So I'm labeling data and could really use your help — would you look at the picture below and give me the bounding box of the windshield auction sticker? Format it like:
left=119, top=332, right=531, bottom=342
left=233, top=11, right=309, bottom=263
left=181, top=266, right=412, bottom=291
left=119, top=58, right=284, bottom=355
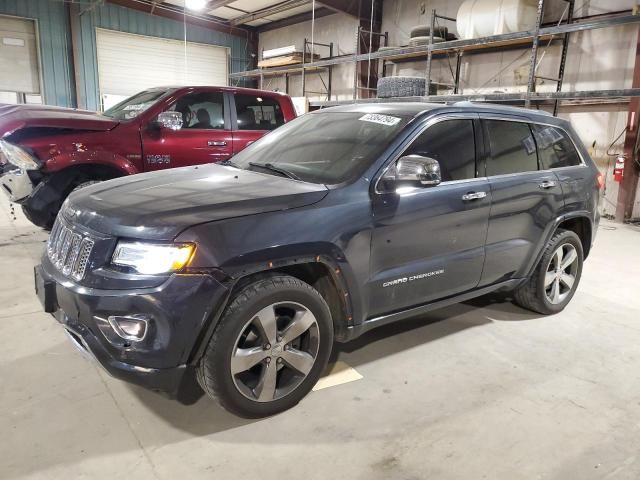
left=359, top=113, right=402, bottom=126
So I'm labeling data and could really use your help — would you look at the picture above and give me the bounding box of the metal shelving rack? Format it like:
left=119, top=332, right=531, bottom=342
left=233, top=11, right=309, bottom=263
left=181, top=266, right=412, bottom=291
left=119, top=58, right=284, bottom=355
left=229, top=4, right=640, bottom=113
left=353, top=24, right=389, bottom=100
left=257, top=38, right=333, bottom=100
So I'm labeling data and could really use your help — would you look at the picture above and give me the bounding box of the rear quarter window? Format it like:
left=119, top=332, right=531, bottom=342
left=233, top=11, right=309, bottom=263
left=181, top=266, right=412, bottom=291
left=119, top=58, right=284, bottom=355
left=531, top=124, right=582, bottom=169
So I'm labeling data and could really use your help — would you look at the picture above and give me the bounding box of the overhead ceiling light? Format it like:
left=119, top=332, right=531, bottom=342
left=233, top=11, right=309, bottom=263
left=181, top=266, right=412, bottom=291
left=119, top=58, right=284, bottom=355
left=185, top=0, right=207, bottom=11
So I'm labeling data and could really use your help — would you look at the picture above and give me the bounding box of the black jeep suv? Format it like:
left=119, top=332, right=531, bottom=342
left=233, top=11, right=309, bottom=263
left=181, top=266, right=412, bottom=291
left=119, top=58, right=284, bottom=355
left=35, top=102, right=601, bottom=417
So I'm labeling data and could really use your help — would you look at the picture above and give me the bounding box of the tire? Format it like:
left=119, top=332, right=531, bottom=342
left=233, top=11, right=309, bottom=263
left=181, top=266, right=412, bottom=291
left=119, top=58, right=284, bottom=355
left=513, top=229, right=584, bottom=315
left=408, top=36, right=446, bottom=46
left=72, top=180, right=102, bottom=192
left=410, top=25, right=448, bottom=38
left=21, top=179, right=104, bottom=230
left=197, top=274, right=333, bottom=418
left=377, top=76, right=426, bottom=98
left=21, top=204, right=56, bottom=231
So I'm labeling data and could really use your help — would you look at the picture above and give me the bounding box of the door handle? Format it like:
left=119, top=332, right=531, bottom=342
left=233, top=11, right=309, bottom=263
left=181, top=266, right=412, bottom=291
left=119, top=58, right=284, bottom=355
left=461, top=191, right=487, bottom=201
left=208, top=140, right=227, bottom=146
left=539, top=180, right=557, bottom=189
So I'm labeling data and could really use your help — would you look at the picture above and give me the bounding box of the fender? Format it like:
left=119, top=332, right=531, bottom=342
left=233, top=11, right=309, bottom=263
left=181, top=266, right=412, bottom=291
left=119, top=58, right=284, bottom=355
left=43, top=150, right=140, bottom=176
left=218, top=242, right=361, bottom=323
left=186, top=245, right=362, bottom=364
left=522, top=211, right=594, bottom=279
left=228, top=254, right=354, bottom=321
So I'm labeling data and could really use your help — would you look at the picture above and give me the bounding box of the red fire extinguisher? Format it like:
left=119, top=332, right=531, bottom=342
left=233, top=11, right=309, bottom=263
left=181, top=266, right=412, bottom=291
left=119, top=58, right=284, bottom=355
left=613, top=155, right=625, bottom=183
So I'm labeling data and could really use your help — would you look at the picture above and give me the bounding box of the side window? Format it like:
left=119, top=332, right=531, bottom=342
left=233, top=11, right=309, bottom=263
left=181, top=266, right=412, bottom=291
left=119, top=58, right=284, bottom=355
left=484, top=120, right=538, bottom=176
left=235, top=94, right=285, bottom=131
left=531, top=124, right=582, bottom=169
left=403, top=119, right=476, bottom=182
left=166, top=92, right=225, bottom=130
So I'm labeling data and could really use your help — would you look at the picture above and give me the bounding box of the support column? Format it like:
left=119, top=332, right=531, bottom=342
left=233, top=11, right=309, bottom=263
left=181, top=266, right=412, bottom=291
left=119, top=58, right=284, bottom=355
left=68, top=2, right=83, bottom=109
left=356, top=0, right=382, bottom=99
left=525, top=0, right=545, bottom=108
left=615, top=28, right=640, bottom=222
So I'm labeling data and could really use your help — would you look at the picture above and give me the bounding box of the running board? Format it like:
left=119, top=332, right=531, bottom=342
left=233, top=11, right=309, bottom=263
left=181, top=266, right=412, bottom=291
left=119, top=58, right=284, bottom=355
left=342, top=279, right=523, bottom=342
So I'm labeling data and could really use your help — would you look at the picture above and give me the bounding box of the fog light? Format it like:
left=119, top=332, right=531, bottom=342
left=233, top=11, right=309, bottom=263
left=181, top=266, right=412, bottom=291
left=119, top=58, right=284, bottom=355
left=108, top=315, right=149, bottom=342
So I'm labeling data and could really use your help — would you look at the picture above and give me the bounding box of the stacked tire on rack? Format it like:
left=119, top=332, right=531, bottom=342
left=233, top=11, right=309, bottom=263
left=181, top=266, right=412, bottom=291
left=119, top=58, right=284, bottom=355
left=377, top=77, right=429, bottom=98
left=408, top=25, right=448, bottom=46
left=377, top=24, right=454, bottom=99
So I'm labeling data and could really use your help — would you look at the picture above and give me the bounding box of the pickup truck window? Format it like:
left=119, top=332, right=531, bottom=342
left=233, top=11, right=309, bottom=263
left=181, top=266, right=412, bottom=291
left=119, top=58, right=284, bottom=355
left=484, top=120, right=538, bottom=176
left=166, top=92, right=225, bottom=130
left=404, top=119, right=476, bottom=181
left=235, top=94, right=285, bottom=131
left=103, top=89, right=169, bottom=120
left=231, top=111, right=411, bottom=184
left=531, top=124, right=582, bottom=169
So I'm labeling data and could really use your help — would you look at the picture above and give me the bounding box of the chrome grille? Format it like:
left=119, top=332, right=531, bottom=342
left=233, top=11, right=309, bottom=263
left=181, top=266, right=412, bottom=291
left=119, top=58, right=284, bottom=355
left=47, top=218, right=95, bottom=281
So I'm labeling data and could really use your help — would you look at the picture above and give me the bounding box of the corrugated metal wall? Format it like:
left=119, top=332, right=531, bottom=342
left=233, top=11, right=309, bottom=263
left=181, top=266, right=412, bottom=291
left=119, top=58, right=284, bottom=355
left=0, top=0, right=74, bottom=107
left=0, top=0, right=251, bottom=110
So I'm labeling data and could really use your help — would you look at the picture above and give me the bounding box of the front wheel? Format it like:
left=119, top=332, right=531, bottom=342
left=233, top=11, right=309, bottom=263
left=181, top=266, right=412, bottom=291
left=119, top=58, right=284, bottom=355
left=22, top=179, right=103, bottom=230
left=514, top=229, right=584, bottom=314
left=197, top=275, right=333, bottom=418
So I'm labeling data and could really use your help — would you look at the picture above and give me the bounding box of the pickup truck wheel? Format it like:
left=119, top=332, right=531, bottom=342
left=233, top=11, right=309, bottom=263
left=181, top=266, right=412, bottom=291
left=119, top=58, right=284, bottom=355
left=72, top=180, right=102, bottom=192
left=513, top=229, right=583, bottom=315
left=21, top=179, right=103, bottom=230
left=197, top=274, right=333, bottom=418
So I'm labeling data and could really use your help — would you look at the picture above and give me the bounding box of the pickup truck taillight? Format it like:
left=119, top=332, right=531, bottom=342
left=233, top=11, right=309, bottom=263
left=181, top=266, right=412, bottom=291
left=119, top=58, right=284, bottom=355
left=596, top=172, right=605, bottom=190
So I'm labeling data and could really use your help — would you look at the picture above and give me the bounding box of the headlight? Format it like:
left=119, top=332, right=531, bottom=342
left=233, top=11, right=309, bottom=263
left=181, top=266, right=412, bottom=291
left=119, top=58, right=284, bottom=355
left=112, top=242, right=196, bottom=275
left=0, top=140, right=40, bottom=170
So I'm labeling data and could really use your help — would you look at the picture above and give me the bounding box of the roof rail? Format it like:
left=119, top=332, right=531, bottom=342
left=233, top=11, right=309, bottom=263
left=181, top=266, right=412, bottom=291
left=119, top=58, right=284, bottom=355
left=452, top=100, right=553, bottom=116
left=452, top=101, right=475, bottom=107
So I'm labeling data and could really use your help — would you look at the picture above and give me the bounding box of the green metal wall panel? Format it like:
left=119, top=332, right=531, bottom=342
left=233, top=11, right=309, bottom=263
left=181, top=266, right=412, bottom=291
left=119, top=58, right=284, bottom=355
left=0, top=0, right=251, bottom=110
left=78, top=3, right=251, bottom=110
left=0, top=0, right=74, bottom=107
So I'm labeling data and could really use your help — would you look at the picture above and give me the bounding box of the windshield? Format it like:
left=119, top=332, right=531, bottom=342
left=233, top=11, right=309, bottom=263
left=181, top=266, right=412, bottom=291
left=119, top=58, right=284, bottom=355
left=103, top=89, right=170, bottom=120
left=230, top=111, right=411, bottom=184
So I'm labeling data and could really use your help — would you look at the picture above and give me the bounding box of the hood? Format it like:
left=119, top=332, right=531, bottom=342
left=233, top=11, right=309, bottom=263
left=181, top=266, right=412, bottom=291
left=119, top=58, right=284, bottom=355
left=65, top=164, right=329, bottom=241
left=0, top=104, right=119, bottom=137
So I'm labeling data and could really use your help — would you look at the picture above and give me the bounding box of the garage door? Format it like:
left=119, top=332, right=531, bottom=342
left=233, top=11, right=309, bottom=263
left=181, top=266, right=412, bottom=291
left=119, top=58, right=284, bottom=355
left=0, top=16, right=40, bottom=95
left=96, top=28, right=228, bottom=109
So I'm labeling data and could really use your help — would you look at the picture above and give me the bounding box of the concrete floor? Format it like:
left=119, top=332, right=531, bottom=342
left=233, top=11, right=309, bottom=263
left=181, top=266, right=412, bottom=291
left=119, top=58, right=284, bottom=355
left=2, top=193, right=640, bottom=480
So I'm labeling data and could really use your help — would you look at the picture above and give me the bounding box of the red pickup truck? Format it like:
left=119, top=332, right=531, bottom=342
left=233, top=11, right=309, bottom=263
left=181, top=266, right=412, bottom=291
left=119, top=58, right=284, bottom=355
left=0, top=86, right=297, bottom=228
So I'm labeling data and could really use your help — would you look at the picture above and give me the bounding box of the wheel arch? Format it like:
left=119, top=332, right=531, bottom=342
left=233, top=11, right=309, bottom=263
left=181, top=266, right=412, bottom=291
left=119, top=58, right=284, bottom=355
left=44, top=151, right=139, bottom=177
left=226, top=256, right=355, bottom=339
left=188, top=255, right=356, bottom=365
left=555, top=215, right=592, bottom=259
left=49, top=162, right=130, bottom=183
left=523, top=212, right=593, bottom=281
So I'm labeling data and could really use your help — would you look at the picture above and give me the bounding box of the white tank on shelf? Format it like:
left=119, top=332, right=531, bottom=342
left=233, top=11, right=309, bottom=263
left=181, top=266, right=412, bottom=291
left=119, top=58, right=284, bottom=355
left=456, top=0, right=540, bottom=40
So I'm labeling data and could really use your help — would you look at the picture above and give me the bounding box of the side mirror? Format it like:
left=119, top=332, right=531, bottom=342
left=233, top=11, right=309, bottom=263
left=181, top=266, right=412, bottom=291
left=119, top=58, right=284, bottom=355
left=385, top=155, right=441, bottom=187
left=156, top=111, right=183, bottom=131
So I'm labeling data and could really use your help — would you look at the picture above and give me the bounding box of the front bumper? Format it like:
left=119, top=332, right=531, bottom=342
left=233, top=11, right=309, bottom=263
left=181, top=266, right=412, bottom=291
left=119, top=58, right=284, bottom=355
left=35, top=261, right=230, bottom=400
left=0, top=164, right=34, bottom=202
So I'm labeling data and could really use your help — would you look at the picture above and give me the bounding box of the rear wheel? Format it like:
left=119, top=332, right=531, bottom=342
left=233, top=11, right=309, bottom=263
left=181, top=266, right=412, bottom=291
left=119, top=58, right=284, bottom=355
left=514, top=229, right=583, bottom=314
left=197, top=275, right=333, bottom=418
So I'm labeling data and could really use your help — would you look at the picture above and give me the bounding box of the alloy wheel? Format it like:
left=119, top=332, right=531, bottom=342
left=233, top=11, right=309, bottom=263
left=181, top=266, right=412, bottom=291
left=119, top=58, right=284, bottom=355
left=544, top=243, right=579, bottom=305
left=230, top=302, right=320, bottom=402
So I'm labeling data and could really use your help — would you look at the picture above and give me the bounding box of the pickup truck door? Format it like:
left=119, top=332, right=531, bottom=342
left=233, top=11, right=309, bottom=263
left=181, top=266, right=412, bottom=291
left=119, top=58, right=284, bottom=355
left=367, top=116, right=490, bottom=318
left=228, top=92, right=287, bottom=154
left=141, top=90, right=233, bottom=171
